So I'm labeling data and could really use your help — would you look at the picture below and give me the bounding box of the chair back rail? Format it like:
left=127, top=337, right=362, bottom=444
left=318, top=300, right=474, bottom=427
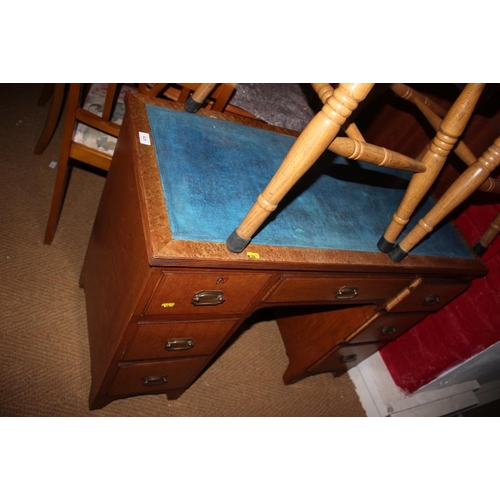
left=43, top=82, right=236, bottom=244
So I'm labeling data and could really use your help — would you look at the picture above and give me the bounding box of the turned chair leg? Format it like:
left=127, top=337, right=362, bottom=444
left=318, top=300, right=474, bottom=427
left=387, top=136, right=500, bottom=261
left=184, top=84, right=218, bottom=113
left=226, top=83, right=374, bottom=253
left=44, top=84, right=81, bottom=244
left=34, top=83, right=66, bottom=155
left=473, top=209, right=500, bottom=256
left=377, top=83, right=485, bottom=257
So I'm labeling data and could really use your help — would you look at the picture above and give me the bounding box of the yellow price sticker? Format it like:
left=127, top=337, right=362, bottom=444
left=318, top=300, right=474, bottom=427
left=246, top=252, right=260, bottom=259
left=161, top=302, right=175, bottom=308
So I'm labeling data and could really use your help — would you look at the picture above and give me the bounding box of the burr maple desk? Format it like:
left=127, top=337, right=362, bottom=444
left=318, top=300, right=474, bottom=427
left=80, top=93, right=487, bottom=410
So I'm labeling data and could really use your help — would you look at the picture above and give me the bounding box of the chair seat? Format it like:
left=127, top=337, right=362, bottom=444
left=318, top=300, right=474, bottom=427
left=73, top=83, right=137, bottom=155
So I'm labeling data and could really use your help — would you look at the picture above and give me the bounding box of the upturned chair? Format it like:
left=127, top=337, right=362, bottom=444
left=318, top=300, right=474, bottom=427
left=378, top=84, right=499, bottom=261
left=226, top=83, right=485, bottom=257
left=43, top=83, right=236, bottom=244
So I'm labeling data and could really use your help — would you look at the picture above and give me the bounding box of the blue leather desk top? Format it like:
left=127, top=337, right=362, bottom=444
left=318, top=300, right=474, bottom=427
left=146, top=104, right=473, bottom=260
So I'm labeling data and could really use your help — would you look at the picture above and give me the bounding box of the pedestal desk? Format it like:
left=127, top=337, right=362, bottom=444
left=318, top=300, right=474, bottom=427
left=80, top=93, right=487, bottom=410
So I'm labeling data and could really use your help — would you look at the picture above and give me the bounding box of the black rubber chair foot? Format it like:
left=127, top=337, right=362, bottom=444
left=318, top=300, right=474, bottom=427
left=377, top=236, right=394, bottom=253
left=389, top=244, right=408, bottom=263
left=473, top=242, right=487, bottom=256
left=226, top=230, right=251, bottom=253
left=184, top=96, right=203, bottom=113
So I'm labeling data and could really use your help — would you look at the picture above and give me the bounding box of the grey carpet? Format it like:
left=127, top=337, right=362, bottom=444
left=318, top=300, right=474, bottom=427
left=230, top=83, right=319, bottom=131
left=0, top=83, right=365, bottom=416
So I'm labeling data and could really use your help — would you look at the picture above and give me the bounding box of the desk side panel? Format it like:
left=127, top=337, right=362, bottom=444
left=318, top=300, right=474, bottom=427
left=81, top=111, right=153, bottom=404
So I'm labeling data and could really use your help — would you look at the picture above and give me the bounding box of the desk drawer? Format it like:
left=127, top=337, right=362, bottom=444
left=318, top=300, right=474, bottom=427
left=347, top=311, right=427, bottom=343
left=108, top=357, right=208, bottom=396
left=309, top=342, right=386, bottom=376
left=264, top=274, right=412, bottom=304
left=123, top=320, right=237, bottom=361
left=390, top=279, right=470, bottom=312
left=145, top=271, right=273, bottom=316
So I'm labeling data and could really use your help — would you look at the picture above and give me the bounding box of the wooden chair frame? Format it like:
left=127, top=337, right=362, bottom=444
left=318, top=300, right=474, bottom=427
left=381, top=84, right=500, bottom=261
left=226, top=83, right=486, bottom=260
left=43, top=83, right=236, bottom=244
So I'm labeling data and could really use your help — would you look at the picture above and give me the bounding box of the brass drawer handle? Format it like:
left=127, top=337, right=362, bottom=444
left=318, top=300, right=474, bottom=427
left=423, top=294, right=440, bottom=306
left=340, top=354, right=357, bottom=364
left=165, top=338, right=195, bottom=351
left=191, top=290, right=225, bottom=306
left=335, top=286, right=359, bottom=300
left=379, top=326, right=397, bottom=336
left=142, top=375, right=168, bottom=386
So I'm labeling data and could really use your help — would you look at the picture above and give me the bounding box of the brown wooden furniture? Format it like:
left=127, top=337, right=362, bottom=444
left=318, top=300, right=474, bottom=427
left=382, top=84, right=500, bottom=260
left=226, top=82, right=432, bottom=253
left=225, top=83, right=489, bottom=263
left=79, top=93, right=487, bottom=410
left=43, top=83, right=236, bottom=245
left=379, top=84, right=485, bottom=257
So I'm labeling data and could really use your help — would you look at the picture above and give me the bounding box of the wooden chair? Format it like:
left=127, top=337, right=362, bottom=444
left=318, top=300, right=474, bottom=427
left=378, top=84, right=500, bottom=261
left=35, top=83, right=236, bottom=156
left=43, top=83, right=236, bottom=244
left=226, top=83, right=485, bottom=256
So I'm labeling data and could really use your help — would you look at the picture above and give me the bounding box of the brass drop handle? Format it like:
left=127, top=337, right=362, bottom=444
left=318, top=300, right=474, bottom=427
left=335, top=286, right=359, bottom=300
left=379, top=326, right=397, bottom=336
left=142, top=375, right=168, bottom=386
left=423, top=294, right=440, bottom=306
left=165, top=338, right=195, bottom=351
left=340, top=354, right=357, bottom=364
left=191, top=290, right=225, bottom=306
